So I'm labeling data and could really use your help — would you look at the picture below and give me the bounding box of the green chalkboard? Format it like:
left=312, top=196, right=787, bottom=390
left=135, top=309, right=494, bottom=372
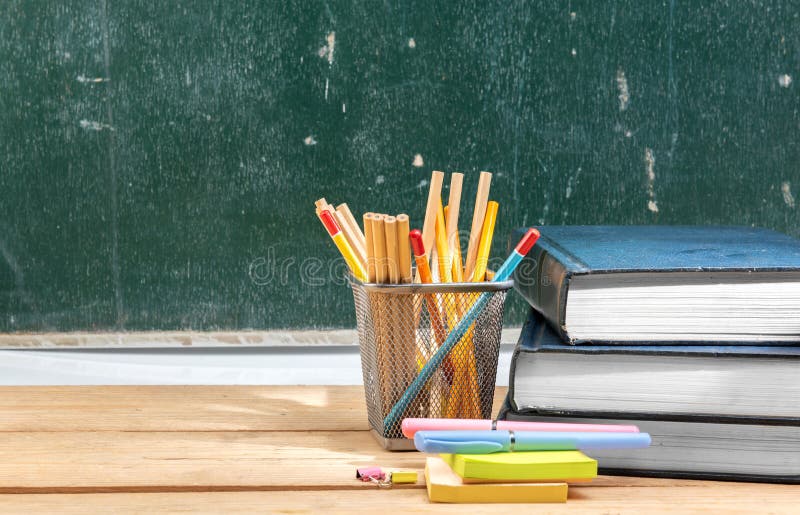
left=1, top=1, right=798, bottom=332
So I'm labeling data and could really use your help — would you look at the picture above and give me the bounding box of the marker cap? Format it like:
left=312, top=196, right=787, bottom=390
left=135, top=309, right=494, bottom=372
left=319, top=210, right=340, bottom=236
left=409, top=229, right=425, bottom=257
left=514, top=228, right=541, bottom=256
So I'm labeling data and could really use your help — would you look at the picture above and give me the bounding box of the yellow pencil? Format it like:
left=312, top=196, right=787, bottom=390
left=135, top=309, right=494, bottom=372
left=319, top=210, right=367, bottom=281
left=434, top=200, right=453, bottom=283
left=458, top=200, right=498, bottom=417
left=471, top=201, right=498, bottom=282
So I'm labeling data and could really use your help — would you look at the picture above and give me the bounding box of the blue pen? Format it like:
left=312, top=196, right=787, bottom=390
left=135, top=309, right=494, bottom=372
left=383, top=229, right=541, bottom=431
left=414, top=430, right=652, bottom=454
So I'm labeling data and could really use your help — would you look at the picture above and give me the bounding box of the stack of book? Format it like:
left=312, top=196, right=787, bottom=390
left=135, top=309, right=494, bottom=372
left=502, top=225, right=800, bottom=483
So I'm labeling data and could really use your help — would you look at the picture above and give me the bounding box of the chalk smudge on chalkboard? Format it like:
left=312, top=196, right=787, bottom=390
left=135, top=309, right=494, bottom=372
left=304, top=135, right=318, bottom=146
left=616, top=69, right=630, bottom=111
left=408, top=38, right=416, bottom=49
left=79, top=119, right=114, bottom=132
left=0, top=238, right=24, bottom=291
left=318, top=31, right=336, bottom=64
left=540, top=191, right=550, bottom=225
left=412, top=154, right=424, bottom=167
left=613, top=123, right=633, bottom=138
left=76, top=75, right=109, bottom=84
left=566, top=168, right=581, bottom=199
left=778, top=74, right=792, bottom=88
left=782, top=182, right=795, bottom=208
left=318, top=32, right=336, bottom=100
left=645, top=147, right=659, bottom=213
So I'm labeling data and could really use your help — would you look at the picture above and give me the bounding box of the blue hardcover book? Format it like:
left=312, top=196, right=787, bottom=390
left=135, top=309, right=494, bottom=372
left=508, top=309, right=800, bottom=421
left=510, top=225, right=800, bottom=344
left=500, top=310, right=800, bottom=483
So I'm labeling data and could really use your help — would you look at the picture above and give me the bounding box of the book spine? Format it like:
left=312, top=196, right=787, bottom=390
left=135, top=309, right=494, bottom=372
left=512, top=238, right=574, bottom=342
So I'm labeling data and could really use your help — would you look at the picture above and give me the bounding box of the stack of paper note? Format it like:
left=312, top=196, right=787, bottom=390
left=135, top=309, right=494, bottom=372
left=425, top=450, right=597, bottom=503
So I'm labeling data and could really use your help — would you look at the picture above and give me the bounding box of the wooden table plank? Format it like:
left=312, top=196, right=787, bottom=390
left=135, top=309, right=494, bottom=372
left=0, top=386, right=509, bottom=432
left=0, top=488, right=798, bottom=515
left=0, top=385, right=796, bottom=512
left=0, top=431, right=412, bottom=492
left=0, top=430, right=789, bottom=494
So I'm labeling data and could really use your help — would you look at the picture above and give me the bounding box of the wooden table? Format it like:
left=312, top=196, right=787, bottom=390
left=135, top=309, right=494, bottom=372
left=0, top=386, right=796, bottom=513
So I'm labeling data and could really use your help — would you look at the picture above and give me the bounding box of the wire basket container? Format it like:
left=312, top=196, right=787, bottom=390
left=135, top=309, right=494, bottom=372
left=350, top=277, right=513, bottom=450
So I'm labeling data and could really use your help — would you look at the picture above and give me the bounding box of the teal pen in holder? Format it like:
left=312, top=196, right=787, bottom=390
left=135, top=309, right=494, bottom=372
left=383, top=228, right=541, bottom=431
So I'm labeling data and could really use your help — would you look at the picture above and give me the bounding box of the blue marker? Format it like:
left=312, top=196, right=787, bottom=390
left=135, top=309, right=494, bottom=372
left=414, top=430, right=652, bottom=454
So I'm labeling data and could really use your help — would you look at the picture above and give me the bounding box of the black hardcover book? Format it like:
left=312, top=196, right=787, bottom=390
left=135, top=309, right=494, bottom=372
left=499, top=310, right=800, bottom=483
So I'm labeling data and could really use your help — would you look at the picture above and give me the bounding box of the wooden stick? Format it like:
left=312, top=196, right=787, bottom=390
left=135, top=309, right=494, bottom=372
left=420, top=171, right=444, bottom=268
left=445, top=173, right=464, bottom=282
left=393, top=213, right=416, bottom=416
left=395, top=214, right=412, bottom=283
left=370, top=214, right=390, bottom=414
left=371, top=214, right=389, bottom=284
left=464, top=171, right=492, bottom=280
left=384, top=216, right=400, bottom=284
left=336, top=204, right=366, bottom=247
left=363, top=212, right=377, bottom=282
left=314, top=198, right=335, bottom=216
left=334, top=209, right=367, bottom=271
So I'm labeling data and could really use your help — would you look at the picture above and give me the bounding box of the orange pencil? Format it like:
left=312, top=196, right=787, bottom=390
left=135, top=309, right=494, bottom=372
left=410, top=229, right=434, bottom=284
left=409, top=230, right=448, bottom=342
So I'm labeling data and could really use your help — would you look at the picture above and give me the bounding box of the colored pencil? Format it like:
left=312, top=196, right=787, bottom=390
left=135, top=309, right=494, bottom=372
left=434, top=200, right=453, bottom=284
left=318, top=210, right=367, bottom=281
left=471, top=201, right=499, bottom=282
left=336, top=204, right=367, bottom=269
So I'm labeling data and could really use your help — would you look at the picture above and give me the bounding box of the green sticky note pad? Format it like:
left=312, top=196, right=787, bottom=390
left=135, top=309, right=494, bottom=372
left=440, top=451, right=597, bottom=482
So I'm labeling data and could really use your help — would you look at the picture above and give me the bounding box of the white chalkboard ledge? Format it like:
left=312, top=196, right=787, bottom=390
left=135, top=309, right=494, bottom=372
left=0, top=327, right=522, bottom=349
left=0, top=344, right=515, bottom=386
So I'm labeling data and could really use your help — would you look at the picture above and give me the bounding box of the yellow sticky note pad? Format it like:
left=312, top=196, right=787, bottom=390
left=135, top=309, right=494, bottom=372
left=425, top=457, right=567, bottom=503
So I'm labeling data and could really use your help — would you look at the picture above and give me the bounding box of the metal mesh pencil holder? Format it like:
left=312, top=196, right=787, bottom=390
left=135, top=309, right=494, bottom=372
left=350, top=277, right=513, bottom=450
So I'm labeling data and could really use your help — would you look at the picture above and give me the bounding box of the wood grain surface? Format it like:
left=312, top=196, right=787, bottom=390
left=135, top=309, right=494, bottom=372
left=0, top=385, right=796, bottom=512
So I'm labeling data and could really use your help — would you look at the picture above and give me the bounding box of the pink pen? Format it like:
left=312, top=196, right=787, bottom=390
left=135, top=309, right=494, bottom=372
left=401, top=418, right=640, bottom=439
